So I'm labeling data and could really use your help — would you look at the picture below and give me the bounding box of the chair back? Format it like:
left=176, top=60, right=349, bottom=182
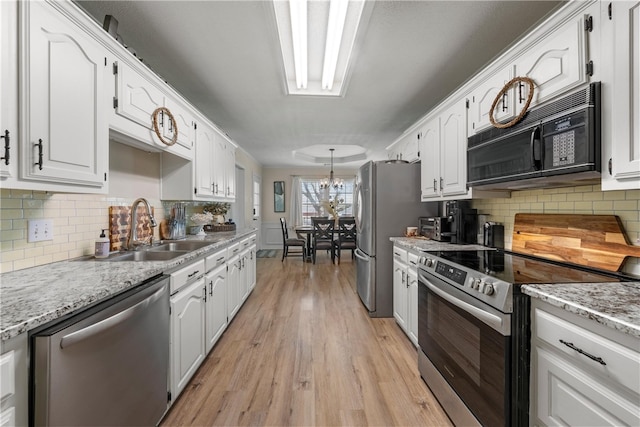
left=338, top=217, right=356, bottom=242
left=279, top=217, right=289, bottom=240
left=312, top=218, right=335, bottom=243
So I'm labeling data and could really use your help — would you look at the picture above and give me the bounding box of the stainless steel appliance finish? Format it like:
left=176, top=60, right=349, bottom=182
left=418, top=216, right=452, bottom=241
left=354, top=161, right=437, bottom=317
left=416, top=249, right=627, bottom=426
left=31, top=275, right=170, bottom=426
left=467, top=82, right=601, bottom=190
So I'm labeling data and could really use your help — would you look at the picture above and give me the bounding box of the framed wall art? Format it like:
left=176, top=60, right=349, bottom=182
left=274, top=181, right=285, bottom=212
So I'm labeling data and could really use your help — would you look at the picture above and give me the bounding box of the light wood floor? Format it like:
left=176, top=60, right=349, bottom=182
left=160, top=252, right=452, bottom=426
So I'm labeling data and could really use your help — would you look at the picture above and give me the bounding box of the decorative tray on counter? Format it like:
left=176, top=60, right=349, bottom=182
left=204, top=223, right=236, bottom=232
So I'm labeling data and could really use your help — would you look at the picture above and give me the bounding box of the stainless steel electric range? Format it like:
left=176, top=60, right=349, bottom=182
left=416, top=249, right=631, bottom=427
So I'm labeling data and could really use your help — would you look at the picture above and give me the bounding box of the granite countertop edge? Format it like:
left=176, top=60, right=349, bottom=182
left=0, top=228, right=257, bottom=341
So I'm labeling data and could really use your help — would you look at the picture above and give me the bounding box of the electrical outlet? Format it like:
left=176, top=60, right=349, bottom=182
left=28, top=219, right=53, bottom=242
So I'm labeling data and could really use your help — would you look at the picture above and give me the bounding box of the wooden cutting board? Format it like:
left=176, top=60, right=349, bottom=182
left=512, top=213, right=640, bottom=272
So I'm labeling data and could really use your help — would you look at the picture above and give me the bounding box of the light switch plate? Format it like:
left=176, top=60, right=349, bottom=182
left=28, top=219, right=53, bottom=242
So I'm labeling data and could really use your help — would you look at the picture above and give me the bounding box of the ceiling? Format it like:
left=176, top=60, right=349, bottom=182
left=75, top=0, right=563, bottom=168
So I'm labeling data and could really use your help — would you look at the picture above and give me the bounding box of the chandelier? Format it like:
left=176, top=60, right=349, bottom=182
left=320, top=148, right=344, bottom=190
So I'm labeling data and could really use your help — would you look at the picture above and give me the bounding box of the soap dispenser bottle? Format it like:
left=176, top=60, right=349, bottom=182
left=95, top=229, right=110, bottom=259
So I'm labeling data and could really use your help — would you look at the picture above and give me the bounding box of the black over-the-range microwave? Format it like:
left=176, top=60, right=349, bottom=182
left=467, top=82, right=601, bottom=190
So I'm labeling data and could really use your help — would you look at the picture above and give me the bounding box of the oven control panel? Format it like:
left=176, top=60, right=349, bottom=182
left=435, top=261, right=467, bottom=286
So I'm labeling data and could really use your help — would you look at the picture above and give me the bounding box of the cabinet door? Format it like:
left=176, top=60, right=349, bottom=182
left=115, top=61, right=164, bottom=130
left=610, top=1, right=640, bottom=185
left=163, top=97, right=195, bottom=160
left=195, top=123, right=215, bottom=198
left=239, top=249, right=249, bottom=303
left=392, top=258, right=408, bottom=332
left=225, top=143, right=236, bottom=200
left=0, top=0, right=17, bottom=182
left=440, top=101, right=468, bottom=196
left=205, top=265, right=227, bottom=354
left=21, top=1, right=107, bottom=188
left=170, top=278, right=205, bottom=399
left=227, top=255, right=241, bottom=320
left=407, top=267, right=419, bottom=347
left=247, top=244, right=256, bottom=292
left=420, top=117, right=440, bottom=200
left=212, top=135, right=226, bottom=198
left=514, top=12, right=587, bottom=109
left=467, top=67, right=513, bottom=134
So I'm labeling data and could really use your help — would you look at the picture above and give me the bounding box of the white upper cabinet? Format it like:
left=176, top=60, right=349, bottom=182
left=0, top=0, right=17, bottom=183
left=195, top=122, right=215, bottom=199
left=512, top=10, right=588, bottom=110
left=387, top=129, right=422, bottom=163
left=224, top=139, right=236, bottom=201
left=421, top=99, right=470, bottom=200
left=19, top=0, right=108, bottom=191
left=163, top=96, right=196, bottom=159
left=114, top=61, right=164, bottom=133
left=602, top=1, right=640, bottom=190
left=467, top=68, right=514, bottom=134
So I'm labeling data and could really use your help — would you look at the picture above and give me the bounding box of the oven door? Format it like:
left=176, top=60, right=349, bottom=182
left=418, top=270, right=511, bottom=427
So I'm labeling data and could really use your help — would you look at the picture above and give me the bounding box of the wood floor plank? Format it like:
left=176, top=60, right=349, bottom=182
left=161, top=255, right=452, bottom=426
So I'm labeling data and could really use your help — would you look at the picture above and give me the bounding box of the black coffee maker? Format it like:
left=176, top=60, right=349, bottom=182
left=445, top=200, right=478, bottom=244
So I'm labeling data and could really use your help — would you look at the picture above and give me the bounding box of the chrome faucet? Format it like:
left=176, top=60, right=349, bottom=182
left=127, top=198, right=157, bottom=250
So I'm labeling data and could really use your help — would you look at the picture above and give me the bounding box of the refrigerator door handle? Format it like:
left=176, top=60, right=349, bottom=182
left=354, top=248, right=370, bottom=261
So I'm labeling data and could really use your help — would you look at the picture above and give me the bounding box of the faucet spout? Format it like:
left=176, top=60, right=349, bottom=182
left=127, top=198, right=157, bottom=250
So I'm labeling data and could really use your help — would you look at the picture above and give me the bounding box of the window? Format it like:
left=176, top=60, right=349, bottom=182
left=299, top=177, right=354, bottom=225
left=252, top=174, right=261, bottom=219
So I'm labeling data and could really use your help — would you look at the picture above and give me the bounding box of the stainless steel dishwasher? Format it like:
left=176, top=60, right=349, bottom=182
left=30, top=274, right=170, bottom=426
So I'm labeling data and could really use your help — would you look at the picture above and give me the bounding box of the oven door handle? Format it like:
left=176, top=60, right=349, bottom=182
left=420, top=275, right=508, bottom=334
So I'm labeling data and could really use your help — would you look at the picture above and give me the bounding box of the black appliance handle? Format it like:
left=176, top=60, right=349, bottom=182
left=530, top=126, right=542, bottom=171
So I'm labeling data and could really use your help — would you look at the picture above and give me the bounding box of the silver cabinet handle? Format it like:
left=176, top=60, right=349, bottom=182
left=60, top=285, right=167, bottom=349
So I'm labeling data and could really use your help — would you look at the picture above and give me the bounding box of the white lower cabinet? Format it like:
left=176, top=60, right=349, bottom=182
left=530, top=300, right=640, bottom=426
left=205, top=262, right=227, bottom=354
left=392, top=245, right=419, bottom=348
left=0, top=333, right=27, bottom=427
left=170, top=260, right=206, bottom=400
left=227, top=253, right=241, bottom=321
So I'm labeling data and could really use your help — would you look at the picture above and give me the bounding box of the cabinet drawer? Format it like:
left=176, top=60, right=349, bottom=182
left=393, top=246, right=407, bottom=263
left=169, top=259, right=205, bottom=294
left=534, top=346, right=640, bottom=426
left=535, top=307, right=640, bottom=395
left=227, top=242, right=241, bottom=258
left=205, top=248, right=226, bottom=272
left=0, top=351, right=14, bottom=401
left=407, top=251, right=420, bottom=268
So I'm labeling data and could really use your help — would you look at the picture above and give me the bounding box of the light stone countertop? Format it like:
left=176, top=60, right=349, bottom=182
left=391, top=236, right=640, bottom=339
left=0, top=228, right=257, bottom=341
left=522, top=283, right=640, bottom=339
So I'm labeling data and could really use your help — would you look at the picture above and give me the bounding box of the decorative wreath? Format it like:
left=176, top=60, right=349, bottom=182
left=489, top=76, right=535, bottom=129
left=151, top=107, right=178, bottom=146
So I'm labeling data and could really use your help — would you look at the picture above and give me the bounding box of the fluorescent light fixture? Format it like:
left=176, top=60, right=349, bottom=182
left=322, top=0, right=349, bottom=90
left=273, top=0, right=368, bottom=96
left=289, top=0, right=308, bottom=89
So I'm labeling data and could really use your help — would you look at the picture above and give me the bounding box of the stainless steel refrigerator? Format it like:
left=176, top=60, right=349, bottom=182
left=354, top=161, right=438, bottom=317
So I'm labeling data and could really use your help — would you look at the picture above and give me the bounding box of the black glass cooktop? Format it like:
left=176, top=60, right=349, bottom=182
left=424, top=250, right=631, bottom=285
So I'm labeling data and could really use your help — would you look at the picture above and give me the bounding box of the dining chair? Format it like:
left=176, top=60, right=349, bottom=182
left=279, top=217, right=306, bottom=262
left=333, top=217, right=356, bottom=264
left=311, top=218, right=335, bottom=264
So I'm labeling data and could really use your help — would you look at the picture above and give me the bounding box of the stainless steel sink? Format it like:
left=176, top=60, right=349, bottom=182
left=149, top=241, right=213, bottom=252
left=105, top=250, right=189, bottom=262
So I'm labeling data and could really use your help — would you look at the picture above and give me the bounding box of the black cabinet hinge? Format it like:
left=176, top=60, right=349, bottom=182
left=417, top=151, right=420, bottom=158
left=113, top=97, right=118, bottom=109
left=194, top=187, right=197, bottom=195
left=584, top=15, right=593, bottom=32
left=104, top=172, right=107, bottom=182
left=104, top=57, right=107, bottom=66
left=168, top=391, right=172, bottom=402
left=194, top=122, right=197, bottom=130
left=608, top=3, right=612, bottom=20
left=608, top=158, right=613, bottom=175
left=466, top=99, right=469, bottom=108
left=112, top=63, right=118, bottom=75
left=586, top=61, right=594, bottom=76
